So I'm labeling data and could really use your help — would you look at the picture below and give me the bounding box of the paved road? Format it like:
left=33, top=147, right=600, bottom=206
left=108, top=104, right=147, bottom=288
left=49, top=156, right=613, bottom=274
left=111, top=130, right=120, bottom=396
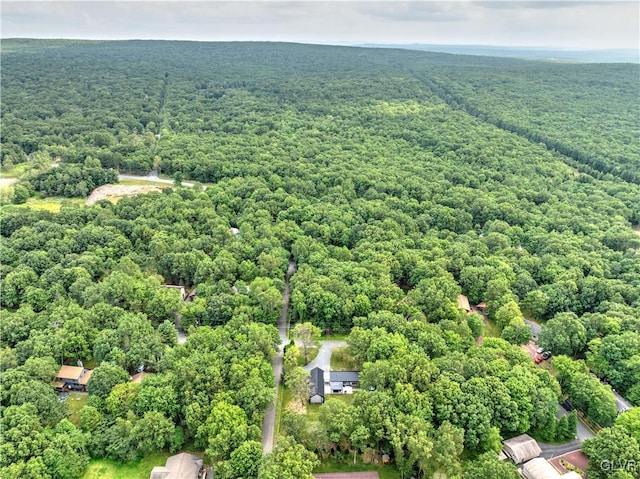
left=261, top=258, right=296, bottom=454
left=557, top=405, right=595, bottom=442
left=524, top=319, right=542, bottom=341
left=612, top=390, right=633, bottom=413
left=303, top=340, right=348, bottom=372
left=539, top=440, right=583, bottom=460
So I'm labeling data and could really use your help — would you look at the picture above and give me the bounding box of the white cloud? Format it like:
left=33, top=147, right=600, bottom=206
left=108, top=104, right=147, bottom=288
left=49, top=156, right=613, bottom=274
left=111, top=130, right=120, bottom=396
left=1, top=1, right=638, bottom=48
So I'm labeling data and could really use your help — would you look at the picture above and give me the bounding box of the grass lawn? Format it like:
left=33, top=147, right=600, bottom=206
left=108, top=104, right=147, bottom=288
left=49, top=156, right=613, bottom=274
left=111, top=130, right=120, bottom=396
left=482, top=318, right=500, bottom=338
left=321, top=332, right=351, bottom=340
left=275, top=386, right=294, bottom=439
left=118, top=178, right=170, bottom=187
left=81, top=451, right=171, bottom=479
left=0, top=162, right=33, bottom=178
left=331, top=346, right=357, bottom=371
left=314, top=458, right=401, bottom=479
left=3, top=196, right=84, bottom=212
left=66, top=393, right=89, bottom=426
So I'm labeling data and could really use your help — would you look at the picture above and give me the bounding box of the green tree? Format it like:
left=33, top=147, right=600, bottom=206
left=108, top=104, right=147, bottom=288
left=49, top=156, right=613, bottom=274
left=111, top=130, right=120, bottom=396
left=539, top=312, right=587, bottom=357
left=292, top=322, right=321, bottom=363
left=131, top=411, right=174, bottom=456
left=582, top=425, right=640, bottom=479
left=86, top=362, right=129, bottom=399
left=259, top=436, right=319, bottom=479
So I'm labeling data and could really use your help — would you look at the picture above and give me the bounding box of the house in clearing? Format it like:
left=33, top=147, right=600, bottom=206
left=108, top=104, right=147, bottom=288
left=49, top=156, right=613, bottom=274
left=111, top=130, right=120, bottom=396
left=457, top=294, right=471, bottom=312
left=54, top=365, right=93, bottom=392
left=330, top=371, right=360, bottom=394
left=150, top=452, right=203, bottom=479
left=309, top=367, right=325, bottom=404
left=502, top=434, right=541, bottom=464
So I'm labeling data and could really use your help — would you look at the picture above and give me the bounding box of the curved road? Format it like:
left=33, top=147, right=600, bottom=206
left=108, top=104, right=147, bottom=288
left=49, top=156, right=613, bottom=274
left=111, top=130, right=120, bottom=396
left=262, top=258, right=297, bottom=454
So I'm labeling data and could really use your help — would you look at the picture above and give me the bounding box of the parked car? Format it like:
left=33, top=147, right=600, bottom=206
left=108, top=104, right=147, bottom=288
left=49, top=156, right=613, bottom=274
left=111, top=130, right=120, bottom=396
left=542, top=351, right=552, bottom=360
left=534, top=354, right=544, bottom=364
left=536, top=346, right=544, bottom=354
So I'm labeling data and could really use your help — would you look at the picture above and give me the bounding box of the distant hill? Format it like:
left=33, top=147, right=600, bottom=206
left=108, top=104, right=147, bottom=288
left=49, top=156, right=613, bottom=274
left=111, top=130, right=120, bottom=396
left=356, top=43, right=639, bottom=63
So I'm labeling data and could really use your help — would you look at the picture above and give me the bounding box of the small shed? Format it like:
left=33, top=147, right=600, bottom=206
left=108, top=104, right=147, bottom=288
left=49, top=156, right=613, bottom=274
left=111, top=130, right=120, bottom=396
left=457, top=294, right=471, bottom=312
left=502, top=434, right=541, bottom=464
left=310, top=367, right=325, bottom=404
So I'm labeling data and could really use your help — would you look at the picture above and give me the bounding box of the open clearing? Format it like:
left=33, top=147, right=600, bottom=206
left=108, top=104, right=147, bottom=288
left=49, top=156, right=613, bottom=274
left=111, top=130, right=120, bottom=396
left=81, top=451, right=171, bottom=479
left=86, top=184, right=165, bottom=205
left=3, top=196, right=84, bottom=212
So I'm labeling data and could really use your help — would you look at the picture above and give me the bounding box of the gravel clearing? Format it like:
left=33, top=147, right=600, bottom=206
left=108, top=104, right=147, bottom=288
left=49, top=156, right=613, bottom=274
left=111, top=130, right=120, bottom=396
left=86, top=184, right=164, bottom=205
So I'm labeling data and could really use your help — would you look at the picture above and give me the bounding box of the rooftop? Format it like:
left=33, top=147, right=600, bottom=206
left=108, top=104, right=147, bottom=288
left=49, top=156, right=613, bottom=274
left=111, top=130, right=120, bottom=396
left=502, top=434, right=541, bottom=464
left=457, top=294, right=471, bottom=311
left=330, top=371, right=360, bottom=382
left=56, top=365, right=84, bottom=380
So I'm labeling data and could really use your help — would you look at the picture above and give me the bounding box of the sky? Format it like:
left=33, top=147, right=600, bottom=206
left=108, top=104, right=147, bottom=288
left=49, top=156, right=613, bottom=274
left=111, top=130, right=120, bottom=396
left=2, top=1, right=639, bottom=50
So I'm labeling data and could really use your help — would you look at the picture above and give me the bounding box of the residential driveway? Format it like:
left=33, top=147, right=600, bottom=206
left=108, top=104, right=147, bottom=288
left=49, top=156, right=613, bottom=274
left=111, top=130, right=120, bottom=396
left=612, top=389, right=633, bottom=413
left=303, top=340, right=348, bottom=372
left=524, top=319, right=541, bottom=340
left=557, top=405, right=595, bottom=442
left=539, top=440, right=582, bottom=459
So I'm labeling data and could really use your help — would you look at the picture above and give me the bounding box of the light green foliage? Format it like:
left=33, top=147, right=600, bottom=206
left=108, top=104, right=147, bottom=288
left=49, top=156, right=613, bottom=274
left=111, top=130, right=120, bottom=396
left=259, top=436, right=319, bottom=479
left=582, top=425, right=640, bottom=479
left=1, top=40, right=639, bottom=479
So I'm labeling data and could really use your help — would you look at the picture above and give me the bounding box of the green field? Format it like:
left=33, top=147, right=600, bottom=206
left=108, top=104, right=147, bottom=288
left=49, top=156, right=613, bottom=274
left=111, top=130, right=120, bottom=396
left=2, top=196, right=84, bottom=212
left=81, top=451, right=171, bottom=479
left=66, top=393, right=89, bottom=426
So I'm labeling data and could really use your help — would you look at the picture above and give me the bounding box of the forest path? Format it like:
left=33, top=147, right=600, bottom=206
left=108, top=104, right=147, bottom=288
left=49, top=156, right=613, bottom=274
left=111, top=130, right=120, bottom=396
left=261, top=258, right=297, bottom=454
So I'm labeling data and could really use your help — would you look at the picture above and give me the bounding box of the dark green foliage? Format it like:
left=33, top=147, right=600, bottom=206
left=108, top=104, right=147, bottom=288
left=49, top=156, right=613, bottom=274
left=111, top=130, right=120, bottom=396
left=1, top=40, right=638, bottom=478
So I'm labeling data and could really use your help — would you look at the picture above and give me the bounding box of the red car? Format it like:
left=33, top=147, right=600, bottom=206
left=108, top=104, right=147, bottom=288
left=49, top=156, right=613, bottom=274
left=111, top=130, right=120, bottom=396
left=534, top=354, right=544, bottom=364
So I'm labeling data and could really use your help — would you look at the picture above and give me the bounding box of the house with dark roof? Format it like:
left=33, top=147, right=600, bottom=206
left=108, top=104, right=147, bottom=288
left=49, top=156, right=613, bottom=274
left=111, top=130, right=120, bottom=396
left=330, top=371, right=360, bottom=389
left=309, top=367, right=325, bottom=404
left=150, top=452, right=203, bottom=479
left=54, top=365, right=93, bottom=392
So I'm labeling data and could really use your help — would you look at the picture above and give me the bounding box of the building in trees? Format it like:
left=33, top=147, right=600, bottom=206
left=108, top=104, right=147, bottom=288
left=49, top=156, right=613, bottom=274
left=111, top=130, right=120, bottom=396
left=149, top=452, right=203, bottom=479
left=54, top=365, right=93, bottom=392
left=309, top=367, right=325, bottom=404
left=329, top=371, right=360, bottom=392
left=457, top=294, right=471, bottom=312
left=502, top=434, right=541, bottom=464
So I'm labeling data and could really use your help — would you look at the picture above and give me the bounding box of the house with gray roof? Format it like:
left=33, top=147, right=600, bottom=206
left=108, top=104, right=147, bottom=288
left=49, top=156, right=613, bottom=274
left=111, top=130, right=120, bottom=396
left=310, top=367, right=325, bottom=404
left=329, top=371, right=360, bottom=388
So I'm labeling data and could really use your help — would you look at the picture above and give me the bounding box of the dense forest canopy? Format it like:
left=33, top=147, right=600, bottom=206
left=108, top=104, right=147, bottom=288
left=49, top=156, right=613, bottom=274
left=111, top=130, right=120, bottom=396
left=1, top=40, right=639, bottom=479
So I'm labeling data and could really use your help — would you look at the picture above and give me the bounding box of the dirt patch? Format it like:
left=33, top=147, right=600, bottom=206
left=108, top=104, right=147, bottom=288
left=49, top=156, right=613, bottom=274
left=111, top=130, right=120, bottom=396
left=314, top=473, right=379, bottom=479
left=86, top=184, right=164, bottom=206
left=287, top=400, right=307, bottom=415
left=0, top=178, right=17, bottom=188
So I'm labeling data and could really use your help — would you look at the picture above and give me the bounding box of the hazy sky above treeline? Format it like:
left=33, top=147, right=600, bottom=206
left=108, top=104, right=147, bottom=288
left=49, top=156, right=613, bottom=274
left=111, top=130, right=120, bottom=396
left=2, top=1, right=639, bottom=49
